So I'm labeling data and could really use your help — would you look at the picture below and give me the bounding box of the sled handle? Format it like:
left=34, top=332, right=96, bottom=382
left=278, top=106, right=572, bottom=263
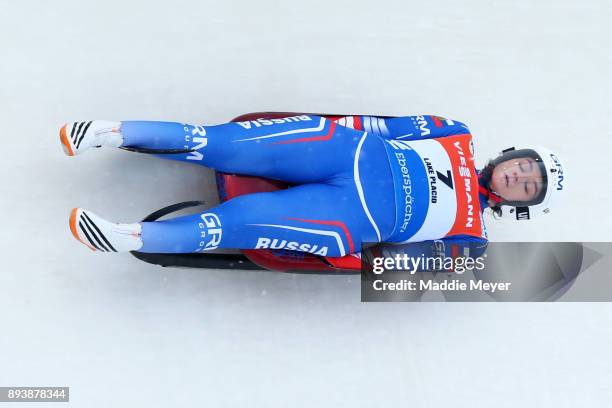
left=141, top=201, right=206, bottom=222
left=120, top=146, right=196, bottom=155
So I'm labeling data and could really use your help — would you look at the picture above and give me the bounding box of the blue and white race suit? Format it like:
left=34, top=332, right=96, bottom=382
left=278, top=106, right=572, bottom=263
left=120, top=114, right=489, bottom=259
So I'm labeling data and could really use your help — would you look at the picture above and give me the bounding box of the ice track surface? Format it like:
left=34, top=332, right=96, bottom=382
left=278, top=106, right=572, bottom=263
left=0, top=0, right=611, bottom=406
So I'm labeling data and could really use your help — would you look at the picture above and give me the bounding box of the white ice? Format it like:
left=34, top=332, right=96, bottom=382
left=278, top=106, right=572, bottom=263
left=0, top=0, right=611, bottom=406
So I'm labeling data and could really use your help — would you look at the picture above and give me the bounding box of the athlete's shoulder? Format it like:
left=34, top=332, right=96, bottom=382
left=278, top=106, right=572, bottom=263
left=330, top=114, right=472, bottom=140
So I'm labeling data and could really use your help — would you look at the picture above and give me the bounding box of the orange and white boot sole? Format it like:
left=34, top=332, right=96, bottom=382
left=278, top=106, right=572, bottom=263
left=69, top=208, right=96, bottom=251
left=59, top=123, right=75, bottom=156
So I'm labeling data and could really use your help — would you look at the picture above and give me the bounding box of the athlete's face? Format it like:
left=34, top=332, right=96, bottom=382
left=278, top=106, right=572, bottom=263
left=490, top=156, right=544, bottom=203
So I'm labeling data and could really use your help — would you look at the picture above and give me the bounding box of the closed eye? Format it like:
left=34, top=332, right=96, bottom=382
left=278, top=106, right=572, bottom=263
left=532, top=181, right=540, bottom=199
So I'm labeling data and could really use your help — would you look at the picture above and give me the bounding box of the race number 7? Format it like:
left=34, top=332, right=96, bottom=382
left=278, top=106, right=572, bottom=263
left=436, top=170, right=454, bottom=189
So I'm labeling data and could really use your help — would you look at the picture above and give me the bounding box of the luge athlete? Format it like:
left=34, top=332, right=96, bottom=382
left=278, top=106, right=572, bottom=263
left=60, top=114, right=566, bottom=259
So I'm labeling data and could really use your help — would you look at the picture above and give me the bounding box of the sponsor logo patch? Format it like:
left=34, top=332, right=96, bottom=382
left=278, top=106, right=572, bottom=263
left=255, top=237, right=329, bottom=256
left=184, top=125, right=208, bottom=161
left=237, top=115, right=312, bottom=130
left=198, top=213, right=222, bottom=250
left=550, top=153, right=564, bottom=191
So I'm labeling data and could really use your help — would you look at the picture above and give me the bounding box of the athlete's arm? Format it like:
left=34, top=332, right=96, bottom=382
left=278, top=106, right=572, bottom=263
left=383, top=115, right=470, bottom=140
left=377, top=236, right=488, bottom=273
left=333, top=115, right=470, bottom=140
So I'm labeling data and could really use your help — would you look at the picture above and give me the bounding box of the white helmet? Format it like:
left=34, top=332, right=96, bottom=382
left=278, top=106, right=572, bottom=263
left=488, top=146, right=566, bottom=221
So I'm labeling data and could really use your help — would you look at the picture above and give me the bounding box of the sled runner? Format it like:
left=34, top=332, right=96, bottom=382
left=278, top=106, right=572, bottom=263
left=130, top=112, right=366, bottom=272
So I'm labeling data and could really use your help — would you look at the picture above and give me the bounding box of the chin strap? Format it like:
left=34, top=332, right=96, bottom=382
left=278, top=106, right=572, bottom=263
left=477, top=173, right=504, bottom=204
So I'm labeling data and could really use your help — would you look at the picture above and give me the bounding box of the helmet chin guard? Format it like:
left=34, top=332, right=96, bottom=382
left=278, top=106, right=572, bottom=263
left=489, top=146, right=566, bottom=221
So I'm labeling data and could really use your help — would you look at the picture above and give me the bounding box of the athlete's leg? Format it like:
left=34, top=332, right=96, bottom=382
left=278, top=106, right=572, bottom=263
left=138, top=182, right=390, bottom=257
left=122, top=115, right=365, bottom=183
left=61, top=115, right=364, bottom=184
left=70, top=183, right=382, bottom=256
